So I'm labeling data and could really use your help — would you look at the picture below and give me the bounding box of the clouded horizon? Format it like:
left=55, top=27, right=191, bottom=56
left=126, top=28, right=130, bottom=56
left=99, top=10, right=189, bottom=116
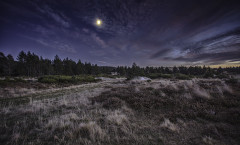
left=0, top=0, right=240, bottom=67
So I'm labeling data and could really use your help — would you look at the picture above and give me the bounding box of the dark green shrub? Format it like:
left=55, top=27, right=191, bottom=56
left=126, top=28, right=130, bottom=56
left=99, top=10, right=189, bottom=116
left=203, top=72, right=213, bottom=78
left=97, top=74, right=121, bottom=78
left=216, top=74, right=229, bottom=79
left=38, top=76, right=58, bottom=83
left=175, top=73, right=191, bottom=80
left=38, top=75, right=98, bottom=84
left=161, top=74, right=173, bottom=78
left=14, top=78, right=26, bottom=82
left=226, top=78, right=238, bottom=84
left=147, top=73, right=162, bottom=79
left=147, top=73, right=173, bottom=79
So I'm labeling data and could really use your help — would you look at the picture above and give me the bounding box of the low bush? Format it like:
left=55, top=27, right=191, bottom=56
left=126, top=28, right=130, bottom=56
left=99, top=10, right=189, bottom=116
left=102, top=97, right=124, bottom=109
left=175, top=73, right=191, bottom=80
left=147, top=73, right=173, bottom=79
left=216, top=74, right=229, bottom=79
left=14, top=77, right=27, bottom=82
left=0, top=77, right=26, bottom=83
left=225, top=78, right=238, bottom=84
left=147, top=73, right=162, bottom=79
left=93, top=85, right=240, bottom=124
left=161, top=74, right=173, bottom=79
left=96, top=74, right=121, bottom=78
left=203, top=72, right=214, bottom=78
left=0, top=77, right=27, bottom=87
left=38, top=76, right=58, bottom=83
left=38, top=75, right=99, bottom=84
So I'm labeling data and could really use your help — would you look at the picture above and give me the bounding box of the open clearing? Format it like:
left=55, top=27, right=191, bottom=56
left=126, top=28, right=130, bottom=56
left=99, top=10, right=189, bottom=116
left=0, top=78, right=239, bottom=145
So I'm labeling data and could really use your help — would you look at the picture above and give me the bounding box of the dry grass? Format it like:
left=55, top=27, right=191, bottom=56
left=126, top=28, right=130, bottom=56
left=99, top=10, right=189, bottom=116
left=0, top=78, right=239, bottom=145
left=160, top=118, right=179, bottom=132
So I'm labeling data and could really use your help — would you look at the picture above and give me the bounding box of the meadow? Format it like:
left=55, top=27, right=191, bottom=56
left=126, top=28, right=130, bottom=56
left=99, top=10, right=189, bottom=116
left=0, top=75, right=239, bottom=145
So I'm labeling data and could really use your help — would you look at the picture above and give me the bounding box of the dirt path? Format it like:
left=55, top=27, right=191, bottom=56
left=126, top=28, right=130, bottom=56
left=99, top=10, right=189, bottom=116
left=0, top=78, right=125, bottom=106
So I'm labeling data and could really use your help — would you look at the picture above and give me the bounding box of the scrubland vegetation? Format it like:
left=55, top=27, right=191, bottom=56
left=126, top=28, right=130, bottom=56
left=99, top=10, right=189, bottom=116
left=0, top=77, right=239, bottom=145
left=0, top=51, right=240, bottom=145
left=38, top=75, right=98, bottom=84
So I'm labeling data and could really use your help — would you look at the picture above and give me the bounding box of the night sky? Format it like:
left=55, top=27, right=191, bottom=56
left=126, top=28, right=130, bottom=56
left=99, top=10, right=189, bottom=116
left=0, top=0, right=240, bottom=67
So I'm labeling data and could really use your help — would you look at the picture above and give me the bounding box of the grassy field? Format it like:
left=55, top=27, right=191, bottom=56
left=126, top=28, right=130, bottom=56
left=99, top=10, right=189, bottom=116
left=0, top=77, right=239, bottom=145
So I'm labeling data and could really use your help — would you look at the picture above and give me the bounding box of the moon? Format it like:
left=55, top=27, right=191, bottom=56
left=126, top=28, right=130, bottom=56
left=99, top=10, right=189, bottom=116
left=96, top=19, right=102, bottom=26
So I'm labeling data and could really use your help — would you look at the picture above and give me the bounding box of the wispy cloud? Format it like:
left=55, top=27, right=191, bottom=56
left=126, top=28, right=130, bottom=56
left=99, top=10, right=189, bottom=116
left=90, top=33, right=108, bottom=48
left=1, top=0, right=240, bottom=66
left=36, top=4, right=70, bottom=28
left=20, top=34, right=76, bottom=53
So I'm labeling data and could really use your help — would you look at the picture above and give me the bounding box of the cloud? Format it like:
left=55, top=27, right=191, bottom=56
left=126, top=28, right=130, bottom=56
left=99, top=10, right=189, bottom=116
left=36, top=4, right=70, bottom=28
left=21, top=34, right=76, bottom=53
left=1, top=0, right=240, bottom=66
left=82, top=28, right=89, bottom=33
left=174, top=51, right=240, bottom=65
left=173, top=28, right=240, bottom=63
left=90, top=33, right=108, bottom=48
left=97, top=60, right=107, bottom=64
left=52, top=41, right=76, bottom=53
left=150, top=48, right=172, bottom=58
left=49, top=12, right=70, bottom=28
left=148, top=24, right=240, bottom=65
left=89, top=50, right=106, bottom=57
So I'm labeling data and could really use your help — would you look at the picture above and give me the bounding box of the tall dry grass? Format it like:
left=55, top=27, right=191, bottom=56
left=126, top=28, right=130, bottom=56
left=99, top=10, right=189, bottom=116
left=0, top=78, right=239, bottom=145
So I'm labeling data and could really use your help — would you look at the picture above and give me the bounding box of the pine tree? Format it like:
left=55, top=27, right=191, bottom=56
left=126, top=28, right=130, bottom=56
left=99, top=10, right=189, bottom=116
left=6, top=54, right=15, bottom=76
left=53, top=55, right=63, bottom=75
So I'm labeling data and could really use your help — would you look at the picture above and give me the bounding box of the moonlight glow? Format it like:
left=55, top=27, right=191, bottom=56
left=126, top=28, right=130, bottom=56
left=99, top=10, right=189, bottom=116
left=96, top=19, right=102, bottom=26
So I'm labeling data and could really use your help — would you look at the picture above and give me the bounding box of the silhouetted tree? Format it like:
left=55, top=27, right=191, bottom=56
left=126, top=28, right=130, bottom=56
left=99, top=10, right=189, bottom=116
left=173, top=66, right=179, bottom=74
left=0, top=51, right=239, bottom=77
left=0, top=52, right=8, bottom=76
left=53, top=55, right=63, bottom=75
left=6, top=54, right=15, bottom=76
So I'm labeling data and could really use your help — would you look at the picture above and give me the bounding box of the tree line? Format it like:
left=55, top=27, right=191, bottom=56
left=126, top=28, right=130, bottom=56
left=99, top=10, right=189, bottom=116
left=116, top=63, right=240, bottom=79
left=0, top=51, right=240, bottom=77
left=0, top=51, right=113, bottom=76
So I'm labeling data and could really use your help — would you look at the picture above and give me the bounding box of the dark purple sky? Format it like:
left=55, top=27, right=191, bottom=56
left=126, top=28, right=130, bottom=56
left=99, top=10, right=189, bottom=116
left=0, top=0, right=240, bottom=67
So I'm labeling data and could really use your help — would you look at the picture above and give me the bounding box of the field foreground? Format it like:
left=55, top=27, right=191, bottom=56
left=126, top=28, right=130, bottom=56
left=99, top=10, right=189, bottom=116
left=0, top=78, right=240, bottom=145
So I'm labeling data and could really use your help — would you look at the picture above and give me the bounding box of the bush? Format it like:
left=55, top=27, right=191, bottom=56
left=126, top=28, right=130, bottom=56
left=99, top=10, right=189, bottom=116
left=203, top=72, right=213, bottom=78
left=38, top=75, right=99, bottom=84
left=38, top=76, right=58, bottom=83
left=0, top=77, right=27, bottom=87
left=147, top=73, right=161, bottom=79
left=147, top=80, right=151, bottom=82
left=147, top=73, right=173, bottom=79
left=161, top=74, right=173, bottom=79
left=175, top=73, right=191, bottom=80
left=14, top=78, right=27, bottom=82
left=97, top=74, right=121, bottom=78
left=216, top=74, right=229, bottom=79
left=225, top=78, right=238, bottom=84
left=0, top=77, right=26, bottom=83
left=102, top=97, right=124, bottom=109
